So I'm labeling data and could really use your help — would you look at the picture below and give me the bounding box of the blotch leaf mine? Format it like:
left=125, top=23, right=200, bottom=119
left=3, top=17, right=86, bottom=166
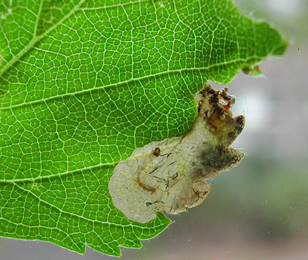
left=109, top=85, right=245, bottom=223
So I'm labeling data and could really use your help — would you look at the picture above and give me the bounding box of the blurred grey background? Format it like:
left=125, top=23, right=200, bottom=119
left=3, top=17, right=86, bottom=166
left=1, top=0, right=307, bottom=259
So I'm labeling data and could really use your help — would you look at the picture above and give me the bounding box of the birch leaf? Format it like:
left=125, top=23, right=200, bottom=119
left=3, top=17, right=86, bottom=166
left=0, top=0, right=287, bottom=256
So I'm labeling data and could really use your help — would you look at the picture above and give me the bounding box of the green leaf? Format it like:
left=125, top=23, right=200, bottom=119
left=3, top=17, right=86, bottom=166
left=0, top=0, right=287, bottom=256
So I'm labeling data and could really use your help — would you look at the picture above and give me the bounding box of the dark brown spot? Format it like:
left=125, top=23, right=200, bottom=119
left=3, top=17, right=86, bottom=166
left=235, top=115, right=244, bottom=125
left=205, top=85, right=215, bottom=95
left=228, top=132, right=236, bottom=139
left=220, top=88, right=232, bottom=100
left=146, top=201, right=159, bottom=207
left=242, top=67, right=250, bottom=74
left=213, top=106, right=224, bottom=116
left=153, top=147, right=161, bottom=157
left=171, top=172, right=178, bottom=180
left=217, top=144, right=225, bottom=155
left=210, top=93, right=219, bottom=104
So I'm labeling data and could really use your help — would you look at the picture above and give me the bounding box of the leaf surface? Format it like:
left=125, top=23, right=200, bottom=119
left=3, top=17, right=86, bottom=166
left=0, top=0, right=287, bottom=256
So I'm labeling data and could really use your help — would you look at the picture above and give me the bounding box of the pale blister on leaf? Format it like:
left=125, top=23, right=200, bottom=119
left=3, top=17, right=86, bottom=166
left=109, top=85, right=245, bottom=223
